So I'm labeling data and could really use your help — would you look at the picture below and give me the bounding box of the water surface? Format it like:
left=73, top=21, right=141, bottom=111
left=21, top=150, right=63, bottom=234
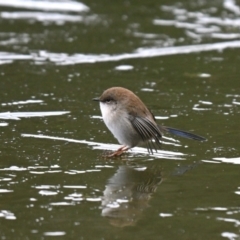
left=0, top=0, right=240, bottom=239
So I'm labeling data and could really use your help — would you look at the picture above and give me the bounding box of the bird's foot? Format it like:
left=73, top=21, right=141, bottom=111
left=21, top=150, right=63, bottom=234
left=104, top=146, right=129, bottom=158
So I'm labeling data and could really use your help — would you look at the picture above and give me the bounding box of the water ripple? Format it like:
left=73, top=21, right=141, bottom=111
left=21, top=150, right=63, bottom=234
left=0, top=0, right=89, bottom=12
left=0, top=40, right=240, bottom=65
left=0, top=111, right=69, bottom=120
left=21, top=133, right=186, bottom=160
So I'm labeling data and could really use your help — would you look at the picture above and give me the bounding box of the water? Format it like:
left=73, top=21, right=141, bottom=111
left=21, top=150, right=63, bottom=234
left=0, top=0, right=240, bottom=239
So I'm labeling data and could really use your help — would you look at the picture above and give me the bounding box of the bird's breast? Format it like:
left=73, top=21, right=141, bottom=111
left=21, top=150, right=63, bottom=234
left=99, top=103, right=140, bottom=147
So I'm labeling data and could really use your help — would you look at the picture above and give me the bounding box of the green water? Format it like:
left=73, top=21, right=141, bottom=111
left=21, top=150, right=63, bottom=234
left=0, top=0, right=240, bottom=239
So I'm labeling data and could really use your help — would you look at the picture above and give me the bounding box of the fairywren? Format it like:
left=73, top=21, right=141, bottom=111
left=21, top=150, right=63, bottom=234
left=93, top=87, right=205, bottom=157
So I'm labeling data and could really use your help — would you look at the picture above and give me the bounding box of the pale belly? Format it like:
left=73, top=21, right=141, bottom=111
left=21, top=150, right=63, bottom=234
left=100, top=103, right=140, bottom=147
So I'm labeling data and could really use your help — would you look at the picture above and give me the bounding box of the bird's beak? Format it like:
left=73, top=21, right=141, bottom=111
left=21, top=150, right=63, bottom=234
left=92, top=97, right=100, bottom=101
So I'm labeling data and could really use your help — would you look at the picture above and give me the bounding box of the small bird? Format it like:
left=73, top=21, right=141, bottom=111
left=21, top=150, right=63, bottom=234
left=93, top=87, right=206, bottom=157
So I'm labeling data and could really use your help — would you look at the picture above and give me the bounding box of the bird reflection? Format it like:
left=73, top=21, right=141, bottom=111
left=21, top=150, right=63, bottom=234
left=101, top=164, right=162, bottom=227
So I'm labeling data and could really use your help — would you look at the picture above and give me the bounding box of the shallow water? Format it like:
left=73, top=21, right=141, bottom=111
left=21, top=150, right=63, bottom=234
left=0, top=0, right=240, bottom=239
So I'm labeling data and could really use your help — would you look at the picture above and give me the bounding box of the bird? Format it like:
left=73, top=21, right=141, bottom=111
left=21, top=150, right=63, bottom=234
left=93, top=87, right=206, bottom=157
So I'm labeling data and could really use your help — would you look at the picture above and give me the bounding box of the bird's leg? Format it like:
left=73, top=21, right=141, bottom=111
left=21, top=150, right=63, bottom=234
left=107, top=146, right=129, bottom=157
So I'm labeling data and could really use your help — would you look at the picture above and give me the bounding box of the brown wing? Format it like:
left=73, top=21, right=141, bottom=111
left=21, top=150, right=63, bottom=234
left=129, top=115, right=162, bottom=154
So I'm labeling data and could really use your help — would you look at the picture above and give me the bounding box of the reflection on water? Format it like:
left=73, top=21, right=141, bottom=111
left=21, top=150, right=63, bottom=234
left=2, top=40, right=240, bottom=65
left=154, top=2, right=240, bottom=42
left=1, top=12, right=88, bottom=23
left=204, top=157, right=240, bottom=165
left=1, top=0, right=240, bottom=66
left=0, top=0, right=89, bottom=12
left=102, top=164, right=162, bottom=227
left=171, top=162, right=200, bottom=176
left=0, top=111, right=69, bottom=120
left=21, top=133, right=186, bottom=160
left=0, top=210, right=16, bottom=220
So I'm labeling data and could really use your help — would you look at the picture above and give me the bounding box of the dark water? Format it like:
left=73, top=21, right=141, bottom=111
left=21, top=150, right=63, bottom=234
left=0, top=0, right=240, bottom=239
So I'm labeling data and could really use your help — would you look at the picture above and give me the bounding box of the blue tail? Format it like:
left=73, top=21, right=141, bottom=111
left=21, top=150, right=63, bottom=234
left=162, top=126, right=206, bottom=141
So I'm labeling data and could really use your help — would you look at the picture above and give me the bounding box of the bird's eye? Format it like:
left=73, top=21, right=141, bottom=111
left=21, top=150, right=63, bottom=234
left=104, top=97, right=113, bottom=103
